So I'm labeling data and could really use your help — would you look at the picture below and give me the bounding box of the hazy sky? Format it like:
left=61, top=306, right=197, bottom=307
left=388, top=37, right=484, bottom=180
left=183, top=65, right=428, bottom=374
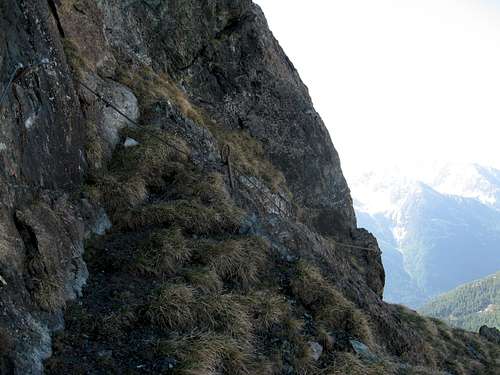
left=255, top=0, right=500, bottom=179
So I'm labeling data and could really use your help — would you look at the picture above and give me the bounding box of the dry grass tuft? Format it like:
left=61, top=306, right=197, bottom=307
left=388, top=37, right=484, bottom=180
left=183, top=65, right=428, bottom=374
left=63, top=38, right=91, bottom=78
left=198, top=294, right=254, bottom=341
left=146, top=284, right=253, bottom=340
left=86, top=131, right=245, bottom=233
left=295, top=340, right=321, bottom=373
left=116, top=65, right=205, bottom=125
left=243, top=291, right=291, bottom=335
left=84, top=120, right=105, bottom=172
left=26, top=256, right=66, bottom=312
left=119, top=199, right=242, bottom=234
left=86, top=128, right=191, bottom=220
left=197, top=237, right=269, bottom=289
left=91, top=174, right=147, bottom=217
left=147, top=284, right=197, bottom=331
left=322, top=352, right=393, bottom=375
left=156, top=332, right=252, bottom=375
left=174, top=171, right=231, bottom=205
left=291, top=261, right=372, bottom=343
left=207, top=128, right=287, bottom=193
left=108, top=127, right=190, bottom=178
left=395, top=305, right=432, bottom=329
left=183, top=267, right=223, bottom=294
left=135, top=227, right=190, bottom=276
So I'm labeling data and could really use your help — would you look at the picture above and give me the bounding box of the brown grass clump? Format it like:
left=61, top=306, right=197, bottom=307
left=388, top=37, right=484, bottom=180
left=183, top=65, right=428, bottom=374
left=146, top=284, right=253, bottom=340
left=321, top=352, right=395, bottom=375
left=86, top=130, right=246, bottom=232
left=198, top=294, right=253, bottom=340
left=174, top=171, right=231, bottom=206
left=291, top=261, right=372, bottom=343
left=91, top=174, right=147, bottom=218
left=395, top=305, right=437, bottom=335
left=243, top=291, right=291, bottom=335
left=25, top=254, right=66, bottom=312
left=147, top=284, right=197, bottom=331
left=135, top=227, right=190, bottom=276
left=389, top=305, right=500, bottom=374
left=108, top=127, right=190, bottom=178
left=119, top=199, right=242, bottom=234
left=116, top=65, right=205, bottom=125
left=86, top=128, right=190, bottom=220
left=84, top=120, right=105, bottom=172
left=183, top=267, right=223, bottom=294
left=197, top=237, right=269, bottom=289
left=63, top=38, right=91, bottom=78
left=207, top=128, right=287, bottom=193
left=156, top=332, right=252, bottom=375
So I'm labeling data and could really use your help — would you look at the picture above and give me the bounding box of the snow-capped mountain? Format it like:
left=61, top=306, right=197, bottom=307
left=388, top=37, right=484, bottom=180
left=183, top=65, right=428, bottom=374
left=422, top=163, right=500, bottom=210
left=351, top=163, right=500, bottom=308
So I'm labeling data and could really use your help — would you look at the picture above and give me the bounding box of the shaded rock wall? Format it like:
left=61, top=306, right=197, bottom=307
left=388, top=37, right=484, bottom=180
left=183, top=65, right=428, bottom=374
left=0, top=0, right=86, bottom=373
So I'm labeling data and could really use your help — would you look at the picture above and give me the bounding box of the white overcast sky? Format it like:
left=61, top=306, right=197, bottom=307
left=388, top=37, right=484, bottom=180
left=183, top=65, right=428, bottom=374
left=255, top=0, right=500, bottom=180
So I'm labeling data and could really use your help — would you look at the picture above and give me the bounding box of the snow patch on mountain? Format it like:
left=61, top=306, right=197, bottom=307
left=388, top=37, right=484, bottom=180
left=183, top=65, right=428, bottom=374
left=350, top=162, right=500, bottom=308
left=421, top=163, right=500, bottom=209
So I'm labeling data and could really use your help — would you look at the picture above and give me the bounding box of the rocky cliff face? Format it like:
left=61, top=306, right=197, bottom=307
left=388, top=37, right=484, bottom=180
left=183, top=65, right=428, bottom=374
left=0, top=1, right=498, bottom=374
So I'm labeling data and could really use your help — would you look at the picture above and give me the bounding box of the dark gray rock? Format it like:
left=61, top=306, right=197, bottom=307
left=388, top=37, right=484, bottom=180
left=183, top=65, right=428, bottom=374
left=479, top=325, right=500, bottom=344
left=350, top=340, right=379, bottom=363
left=0, top=1, right=89, bottom=373
left=0, top=0, right=86, bottom=190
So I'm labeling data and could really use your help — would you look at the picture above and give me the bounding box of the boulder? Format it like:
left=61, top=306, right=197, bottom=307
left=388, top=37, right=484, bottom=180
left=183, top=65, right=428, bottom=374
left=479, top=325, right=500, bottom=344
left=308, top=341, right=323, bottom=361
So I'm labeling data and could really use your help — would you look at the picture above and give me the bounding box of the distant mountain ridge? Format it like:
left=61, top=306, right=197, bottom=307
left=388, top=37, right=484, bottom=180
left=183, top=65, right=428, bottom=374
left=352, top=163, right=500, bottom=308
left=419, top=271, right=500, bottom=331
left=426, top=163, right=500, bottom=210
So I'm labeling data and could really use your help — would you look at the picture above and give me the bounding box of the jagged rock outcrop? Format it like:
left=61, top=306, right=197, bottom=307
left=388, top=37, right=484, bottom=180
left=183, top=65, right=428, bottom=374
left=480, top=326, right=500, bottom=345
left=0, top=1, right=498, bottom=374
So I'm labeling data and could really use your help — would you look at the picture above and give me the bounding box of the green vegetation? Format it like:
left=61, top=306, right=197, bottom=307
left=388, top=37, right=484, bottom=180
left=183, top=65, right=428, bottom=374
left=419, top=271, right=500, bottom=331
left=291, top=261, right=373, bottom=343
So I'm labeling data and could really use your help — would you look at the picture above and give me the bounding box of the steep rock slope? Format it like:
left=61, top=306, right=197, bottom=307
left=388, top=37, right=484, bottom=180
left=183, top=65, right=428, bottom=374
left=0, top=1, right=498, bottom=374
